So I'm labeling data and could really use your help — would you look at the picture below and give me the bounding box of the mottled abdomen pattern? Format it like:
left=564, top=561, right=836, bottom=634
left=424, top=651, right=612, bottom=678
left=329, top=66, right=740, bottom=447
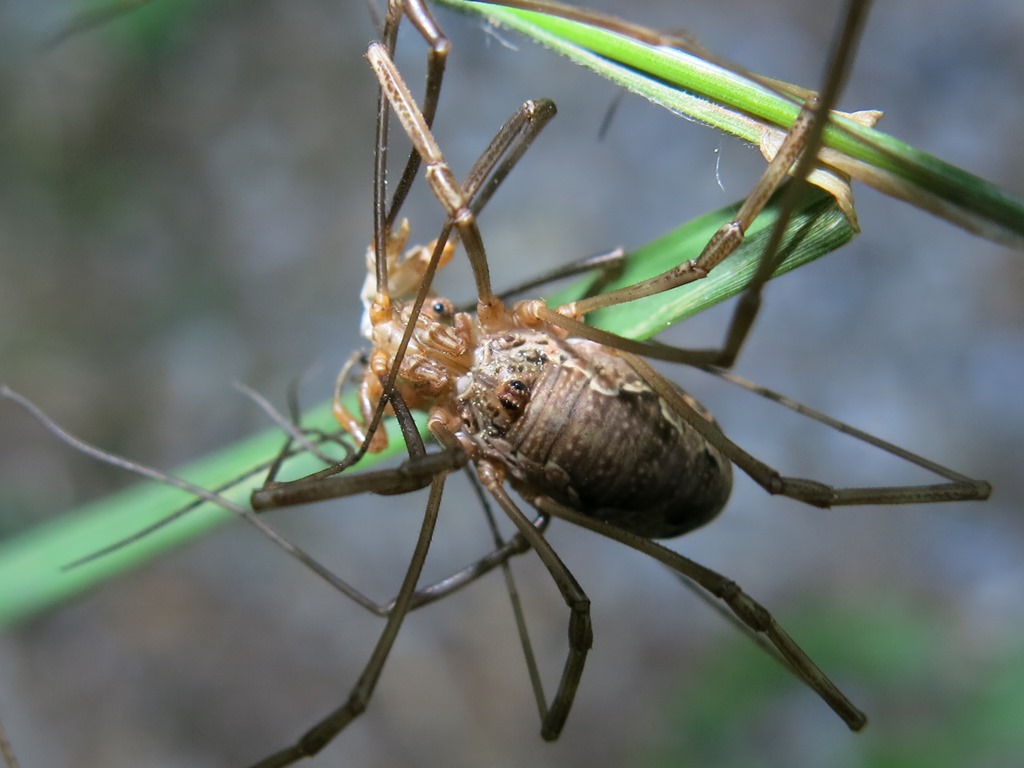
left=455, top=330, right=732, bottom=539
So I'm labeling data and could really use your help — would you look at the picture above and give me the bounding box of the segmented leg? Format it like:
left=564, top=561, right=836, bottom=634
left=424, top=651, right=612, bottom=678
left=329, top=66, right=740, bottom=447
left=624, top=353, right=991, bottom=506
left=528, top=0, right=874, bottom=370
left=375, top=0, right=450, bottom=236
left=470, top=458, right=593, bottom=739
left=248, top=473, right=449, bottom=768
left=529, top=493, right=868, bottom=731
left=368, top=40, right=500, bottom=316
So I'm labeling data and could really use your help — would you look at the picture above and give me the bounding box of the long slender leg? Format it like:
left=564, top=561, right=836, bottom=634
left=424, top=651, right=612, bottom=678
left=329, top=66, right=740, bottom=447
left=565, top=101, right=819, bottom=319
left=367, top=86, right=558, bottom=313
left=0, top=386, right=389, bottom=607
left=330, top=45, right=559, bottom=483
left=375, top=0, right=450, bottom=233
left=427, top=407, right=590, bottom=738
left=474, top=460, right=592, bottom=740
left=531, top=0, right=873, bottom=370
left=248, top=473, right=449, bottom=768
left=463, top=467, right=550, bottom=720
left=460, top=98, right=558, bottom=218
left=622, top=354, right=990, bottom=506
left=300, top=82, right=556, bottom=468
left=529, top=493, right=868, bottom=731
left=257, top=376, right=542, bottom=614
left=401, top=509, right=548, bottom=612
left=258, top=353, right=552, bottom=615
left=332, top=2, right=454, bottom=466
left=334, top=42, right=559, bottom=474
left=455, top=247, right=626, bottom=311
left=369, top=40, right=518, bottom=324
left=418, top=414, right=589, bottom=738
left=5, top=381, right=540, bottom=626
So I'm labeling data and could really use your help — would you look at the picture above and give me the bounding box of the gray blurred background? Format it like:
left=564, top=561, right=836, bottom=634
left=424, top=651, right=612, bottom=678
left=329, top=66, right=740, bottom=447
left=1, top=1, right=1022, bottom=766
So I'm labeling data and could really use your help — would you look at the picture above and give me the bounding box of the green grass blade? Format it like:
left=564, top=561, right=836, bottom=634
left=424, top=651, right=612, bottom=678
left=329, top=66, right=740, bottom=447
left=582, top=184, right=852, bottom=339
left=437, top=0, right=1024, bottom=248
left=0, top=185, right=852, bottom=627
left=0, top=402, right=335, bottom=627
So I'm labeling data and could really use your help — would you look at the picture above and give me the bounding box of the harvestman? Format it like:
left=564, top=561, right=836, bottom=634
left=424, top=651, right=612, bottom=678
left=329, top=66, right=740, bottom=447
left=240, top=1, right=990, bottom=766
left=0, top=1, right=993, bottom=766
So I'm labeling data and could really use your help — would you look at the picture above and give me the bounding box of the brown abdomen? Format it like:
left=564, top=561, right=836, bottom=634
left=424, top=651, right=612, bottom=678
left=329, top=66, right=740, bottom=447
left=456, top=333, right=732, bottom=539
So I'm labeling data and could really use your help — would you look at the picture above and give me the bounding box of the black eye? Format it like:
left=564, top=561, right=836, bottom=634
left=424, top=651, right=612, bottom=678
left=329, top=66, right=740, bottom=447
left=429, top=299, right=454, bottom=320
left=508, top=380, right=527, bottom=393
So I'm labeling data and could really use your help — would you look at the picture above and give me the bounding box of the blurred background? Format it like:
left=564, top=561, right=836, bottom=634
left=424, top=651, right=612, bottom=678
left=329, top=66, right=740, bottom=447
left=1, top=0, right=1022, bottom=766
